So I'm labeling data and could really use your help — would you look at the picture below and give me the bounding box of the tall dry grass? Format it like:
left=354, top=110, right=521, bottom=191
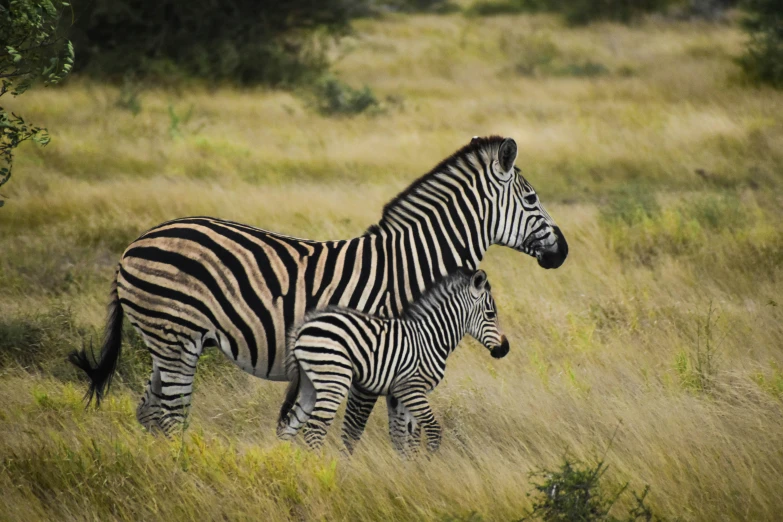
left=1, top=11, right=782, bottom=522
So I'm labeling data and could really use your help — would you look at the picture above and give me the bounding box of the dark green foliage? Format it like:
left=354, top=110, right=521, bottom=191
left=467, top=0, right=670, bottom=23
left=554, top=61, right=609, bottom=77
left=68, top=0, right=367, bottom=86
left=310, top=75, right=381, bottom=116
left=738, top=0, right=783, bottom=88
left=0, top=0, right=74, bottom=199
left=385, top=0, right=461, bottom=13
left=551, top=0, right=671, bottom=25
left=466, top=0, right=548, bottom=17
left=520, top=459, right=658, bottom=522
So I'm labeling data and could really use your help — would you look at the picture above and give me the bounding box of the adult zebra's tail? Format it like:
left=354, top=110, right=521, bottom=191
left=69, top=273, right=124, bottom=406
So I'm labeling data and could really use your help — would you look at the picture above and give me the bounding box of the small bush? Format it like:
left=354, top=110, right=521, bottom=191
left=737, top=0, right=783, bottom=89
left=675, top=302, right=723, bottom=393
left=501, top=34, right=611, bottom=78
left=520, top=459, right=659, bottom=521
left=502, top=34, right=561, bottom=77
left=554, top=61, right=610, bottom=77
left=310, top=76, right=381, bottom=116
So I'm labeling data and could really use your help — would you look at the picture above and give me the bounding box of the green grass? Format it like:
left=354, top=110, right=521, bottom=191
left=1, top=10, right=782, bottom=522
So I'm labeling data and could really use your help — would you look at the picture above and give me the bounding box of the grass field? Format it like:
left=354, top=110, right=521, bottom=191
left=1, top=9, right=783, bottom=522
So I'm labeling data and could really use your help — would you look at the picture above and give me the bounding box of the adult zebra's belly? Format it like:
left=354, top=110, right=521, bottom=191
left=117, top=246, right=298, bottom=380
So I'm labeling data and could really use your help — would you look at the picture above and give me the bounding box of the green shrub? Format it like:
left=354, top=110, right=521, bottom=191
left=310, top=76, right=381, bottom=116
left=675, top=302, right=722, bottom=393
left=501, top=33, right=561, bottom=76
left=520, top=459, right=659, bottom=521
left=554, top=61, right=610, bottom=77
left=737, top=0, right=783, bottom=88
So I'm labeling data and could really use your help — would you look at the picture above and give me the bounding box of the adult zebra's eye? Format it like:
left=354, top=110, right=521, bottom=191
left=486, top=310, right=496, bottom=319
left=525, top=194, right=538, bottom=205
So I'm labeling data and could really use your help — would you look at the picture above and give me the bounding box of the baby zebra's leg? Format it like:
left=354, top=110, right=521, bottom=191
left=279, top=331, right=354, bottom=451
left=301, top=356, right=353, bottom=450
left=392, top=382, right=442, bottom=453
left=341, top=386, right=378, bottom=454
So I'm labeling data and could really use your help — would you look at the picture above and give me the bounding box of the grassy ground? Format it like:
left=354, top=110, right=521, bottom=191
left=2, top=10, right=783, bottom=522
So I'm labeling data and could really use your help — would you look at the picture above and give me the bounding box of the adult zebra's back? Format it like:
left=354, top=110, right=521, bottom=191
left=69, top=136, right=568, bottom=439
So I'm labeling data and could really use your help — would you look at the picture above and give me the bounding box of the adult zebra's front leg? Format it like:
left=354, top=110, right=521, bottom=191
left=391, top=383, right=442, bottom=453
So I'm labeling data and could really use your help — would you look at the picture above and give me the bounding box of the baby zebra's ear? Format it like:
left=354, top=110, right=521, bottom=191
left=470, top=270, right=488, bottom=292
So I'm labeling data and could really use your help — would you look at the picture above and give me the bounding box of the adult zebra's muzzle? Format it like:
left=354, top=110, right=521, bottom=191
left=490, top=336, right=510, bottom=359
left=536, top=226, right=568, bottom=269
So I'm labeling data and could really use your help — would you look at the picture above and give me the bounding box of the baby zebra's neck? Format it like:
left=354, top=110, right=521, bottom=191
left=401, top=272, right=473, bottom=356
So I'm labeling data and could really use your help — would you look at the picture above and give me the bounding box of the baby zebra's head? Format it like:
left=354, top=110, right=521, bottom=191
left=463, top=270, right=509, bottom=359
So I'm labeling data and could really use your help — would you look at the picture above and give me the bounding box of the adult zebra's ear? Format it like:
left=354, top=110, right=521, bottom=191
left=493, top=138, right=517, bottom=183
left=470, top=269, right=488, bottom=296
left=498, top=138, right=518, bottom=176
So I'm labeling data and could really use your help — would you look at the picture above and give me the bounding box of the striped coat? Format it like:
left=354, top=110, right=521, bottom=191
left=70, top=136, right=568, bottom=443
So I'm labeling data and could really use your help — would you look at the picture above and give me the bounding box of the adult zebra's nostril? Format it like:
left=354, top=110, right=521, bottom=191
left=537, top=226, right=568, bottom=269
left=491, top=336, right=510, bottom=359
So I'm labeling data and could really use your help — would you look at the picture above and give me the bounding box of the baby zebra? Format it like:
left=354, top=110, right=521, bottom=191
left=277, top=269, right=509, bottom=453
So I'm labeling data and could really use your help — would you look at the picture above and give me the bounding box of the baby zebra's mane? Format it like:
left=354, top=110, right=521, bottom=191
left=401, top=268, right=474, bottom=321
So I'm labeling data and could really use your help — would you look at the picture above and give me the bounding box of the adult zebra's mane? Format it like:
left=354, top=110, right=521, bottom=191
left=365, top=136, right=506, bottom=235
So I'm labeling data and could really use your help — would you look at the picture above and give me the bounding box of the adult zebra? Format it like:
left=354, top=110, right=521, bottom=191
left=278, top=269, right=508, bottom=453
left=69, top=136, right=568, bottom=446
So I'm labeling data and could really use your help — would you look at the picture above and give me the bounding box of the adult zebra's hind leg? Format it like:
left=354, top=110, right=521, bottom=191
left=136, top=360, right=163, bottom=433
left=155, top=339, right=203, bottom=437
left=341, top=386, right=378, bottom=454
left=277, top=365, right=317, bottom=441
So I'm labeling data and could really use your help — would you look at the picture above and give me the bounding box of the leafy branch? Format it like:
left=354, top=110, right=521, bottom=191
left=0, top=0, right=74, bottom=203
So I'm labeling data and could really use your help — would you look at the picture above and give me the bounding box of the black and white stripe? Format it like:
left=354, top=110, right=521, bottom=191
left=69, top=136, right=567, bottom=439
left=277, top=269, right=508, bottom=452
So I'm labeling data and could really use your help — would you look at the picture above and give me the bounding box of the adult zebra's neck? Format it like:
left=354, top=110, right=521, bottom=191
left=366, top=157, right=492, bottom=314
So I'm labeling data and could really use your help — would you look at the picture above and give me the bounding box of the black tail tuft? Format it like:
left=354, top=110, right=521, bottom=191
left=278, top=364, right=300, bottom=426
left=68, top=277, right=124, bottom=407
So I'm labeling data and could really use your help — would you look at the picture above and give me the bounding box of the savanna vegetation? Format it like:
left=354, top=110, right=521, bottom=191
left=1, top=2, right=782, bottom=521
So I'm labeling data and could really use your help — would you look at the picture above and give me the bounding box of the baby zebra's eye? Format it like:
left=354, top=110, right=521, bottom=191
left=485, top=309, right=496, bottom=319
left=524, top=194, right=538, bottom=205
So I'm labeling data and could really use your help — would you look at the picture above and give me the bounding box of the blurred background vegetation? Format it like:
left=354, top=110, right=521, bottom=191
left=1, top=1, right=782, bottom=521
left=2, top=0, right=782, bottom=193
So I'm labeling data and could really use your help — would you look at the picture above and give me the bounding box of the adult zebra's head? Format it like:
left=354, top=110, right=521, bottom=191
left=474, top=136, right=568, bottom=269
